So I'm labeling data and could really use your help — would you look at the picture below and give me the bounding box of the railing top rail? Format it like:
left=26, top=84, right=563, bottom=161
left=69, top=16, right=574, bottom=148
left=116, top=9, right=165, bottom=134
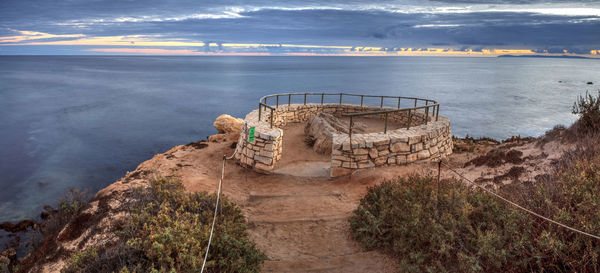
left=258, top=92, right=436, bottom=105
left=259, top=102, right=276, bottom=110
left=341, top=103, right=439, bottom=117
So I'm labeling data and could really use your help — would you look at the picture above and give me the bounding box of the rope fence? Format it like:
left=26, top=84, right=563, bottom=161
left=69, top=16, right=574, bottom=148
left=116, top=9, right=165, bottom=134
left=200, top=149, right=237, bottom=273
left=200, top=148, right=600, bottom=273
left=439, top=160, right=600, bottom=241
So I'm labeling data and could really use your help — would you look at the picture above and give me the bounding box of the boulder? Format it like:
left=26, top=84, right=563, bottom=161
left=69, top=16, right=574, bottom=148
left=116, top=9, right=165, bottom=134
left=213, top=114, right=243, bottom=135
left=305, top=113, right=366, bottom=155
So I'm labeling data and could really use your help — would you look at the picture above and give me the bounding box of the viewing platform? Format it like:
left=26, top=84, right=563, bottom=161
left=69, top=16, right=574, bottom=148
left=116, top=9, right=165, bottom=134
left=234, top=92, right=453, bottom=177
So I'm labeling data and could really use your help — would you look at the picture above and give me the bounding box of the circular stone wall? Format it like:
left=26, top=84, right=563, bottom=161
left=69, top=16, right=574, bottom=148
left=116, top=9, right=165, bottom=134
left=234, top=103, right=453, bottom=177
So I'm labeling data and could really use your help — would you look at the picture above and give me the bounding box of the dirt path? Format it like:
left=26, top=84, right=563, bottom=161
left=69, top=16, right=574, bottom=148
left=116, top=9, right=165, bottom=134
left=105, top=136, right=429, bottom=272
left=94, top=130, right=562, bottom=273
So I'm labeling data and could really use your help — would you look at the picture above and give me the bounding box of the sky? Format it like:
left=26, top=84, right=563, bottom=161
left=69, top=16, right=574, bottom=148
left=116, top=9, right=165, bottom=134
left=1, top=0, right=599, bottom=55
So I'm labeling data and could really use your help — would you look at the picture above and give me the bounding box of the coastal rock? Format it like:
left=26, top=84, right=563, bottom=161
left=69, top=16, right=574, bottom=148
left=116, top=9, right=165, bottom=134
left=0, top=220, right=36, bottom=233
left=213, top=114, right=243, bottom=135
left=208, top=133, right=228, bottom=142
left=305, top=113, right=366, bottom=155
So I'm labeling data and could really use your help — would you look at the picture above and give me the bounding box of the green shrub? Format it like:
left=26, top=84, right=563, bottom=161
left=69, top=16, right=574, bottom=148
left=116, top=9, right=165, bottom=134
left=61, top=177, right=265, bottom=273
left=350, top=174, right=600, bottom=272
left=571, top=90, right=600, bottom=135
left=350, top=176, right=534, bottom=273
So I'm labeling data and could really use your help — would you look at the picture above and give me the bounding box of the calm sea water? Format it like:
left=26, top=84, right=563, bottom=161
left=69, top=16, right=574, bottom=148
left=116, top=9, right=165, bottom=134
left=0, top=55, right=598, bottom=222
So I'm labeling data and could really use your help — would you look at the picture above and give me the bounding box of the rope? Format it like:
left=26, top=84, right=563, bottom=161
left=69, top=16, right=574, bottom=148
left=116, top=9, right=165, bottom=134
left=440, top=161, right=600, bottom=241
left=200, top=148, right=237, bottom=273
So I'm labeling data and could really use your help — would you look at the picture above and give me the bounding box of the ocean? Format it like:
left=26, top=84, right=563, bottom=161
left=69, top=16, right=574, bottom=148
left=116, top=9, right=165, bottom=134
left=0, top=55, right=598, bottom=222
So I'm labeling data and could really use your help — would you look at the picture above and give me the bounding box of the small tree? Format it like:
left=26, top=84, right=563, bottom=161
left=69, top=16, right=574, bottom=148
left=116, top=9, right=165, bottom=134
left=572, top=90, right=600, bottom=135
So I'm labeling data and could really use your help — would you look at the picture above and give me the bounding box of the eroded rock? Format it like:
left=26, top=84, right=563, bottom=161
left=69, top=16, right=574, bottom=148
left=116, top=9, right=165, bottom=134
left=213, top=114, right=243, bottom=135
left=305, top=113, right=366, bottom=155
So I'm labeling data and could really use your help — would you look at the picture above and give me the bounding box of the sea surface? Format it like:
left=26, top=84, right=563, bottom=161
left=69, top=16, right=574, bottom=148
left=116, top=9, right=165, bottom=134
left=1, top=55, right=599, bottom=222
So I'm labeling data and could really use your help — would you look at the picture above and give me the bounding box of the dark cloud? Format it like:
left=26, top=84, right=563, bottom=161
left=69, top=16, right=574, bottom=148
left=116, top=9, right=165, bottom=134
left=1, top=0, right=599, bottom=53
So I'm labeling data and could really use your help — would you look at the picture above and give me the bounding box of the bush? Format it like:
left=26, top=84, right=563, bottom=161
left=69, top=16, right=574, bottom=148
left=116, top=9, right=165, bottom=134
left=350, top=176, right=534, bottom=273
left=571, top=90, right=600, bottom=136
left=350, top=174, right=600, bottom=272
left=61, top=177, right=266, bottom=273
left=15, top=189, right=91, bottom=273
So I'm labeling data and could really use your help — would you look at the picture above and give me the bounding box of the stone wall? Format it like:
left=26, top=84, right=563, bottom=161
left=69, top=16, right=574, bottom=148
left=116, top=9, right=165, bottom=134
left=329, top=117, right=452, bottom=177
left=234, top=103, right=452, bottom=176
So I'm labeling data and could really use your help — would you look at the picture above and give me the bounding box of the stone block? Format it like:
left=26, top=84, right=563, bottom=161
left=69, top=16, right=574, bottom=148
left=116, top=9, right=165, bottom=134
left=354, top=155, right=368, bottom=161
left=396, top=155, right=407, bottom=165
left=373, top=138, right=390, bottom=146
left=342, top=142, right=352, bottom=151
left=376, top=145, right=388, bottom=151
left=358, top=160, right=375, bottom=168
left=407, top=153, right=417, bottom=162
left=259, top=149, right=274, bottom=158
left=342, top=161, right=358, bottom=169
left=368, top=148, right=378, bottom=159
left=332, top=160, right=342, bottom=167
left=374, top=157, right=387, bottom=166
left=417, top=150, right=431, bottom=159
left=390, top=142, right=410, bottom=153
left=354, top=148, right=369, bottom=155
left=254, top=155, right=272, bottom=165
left=264, top=143, right=274, bottom=151
left=409, top=135, right=422, bottom=144
left=387, top=157, right=396, bottom=165
left=391, top=136, right=408, bottom=143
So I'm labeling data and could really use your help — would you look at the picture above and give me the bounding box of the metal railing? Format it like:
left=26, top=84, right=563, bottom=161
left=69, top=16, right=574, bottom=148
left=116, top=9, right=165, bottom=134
left=256, top=92, right=440, bottom=134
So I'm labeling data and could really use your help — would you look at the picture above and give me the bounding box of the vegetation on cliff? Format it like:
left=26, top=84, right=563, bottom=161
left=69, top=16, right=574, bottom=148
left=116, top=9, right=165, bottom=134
left=350, top=92, right=600, bottom=272
left=61, top=177, right=266, bottom=273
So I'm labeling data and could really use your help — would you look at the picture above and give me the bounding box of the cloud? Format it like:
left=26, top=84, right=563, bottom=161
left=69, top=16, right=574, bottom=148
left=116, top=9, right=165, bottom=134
left=1, top=0, right=599, bottom=54
left=0, top=30, right=84, bottom=43
left=88, top=48, right=198, bottom=54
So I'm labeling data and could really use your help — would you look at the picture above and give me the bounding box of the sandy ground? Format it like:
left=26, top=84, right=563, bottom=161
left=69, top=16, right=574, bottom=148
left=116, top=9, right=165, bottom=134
left=99, top=134, right=433, bottom=272
left=338, top=116, right=408, bottom=133
left=88, top=122, right=569, bottom=273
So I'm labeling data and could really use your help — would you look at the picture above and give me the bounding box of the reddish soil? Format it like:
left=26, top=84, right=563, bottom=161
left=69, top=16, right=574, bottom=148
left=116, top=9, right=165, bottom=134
left=32, top=120, right=572, bottom=272
left=339, top=116, right=408, bottom=133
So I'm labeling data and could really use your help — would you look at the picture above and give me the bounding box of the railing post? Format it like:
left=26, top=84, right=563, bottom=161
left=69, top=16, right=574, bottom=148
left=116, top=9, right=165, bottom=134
left=425, top=105, right=429, bottom=125
left=321, top=93, right=324, bottom=105
left=384, top=112, right=388, bottom=134
left=407, top=109, right=412, bottom=129
left=304, top=94, right=307, bottom=105
left=436, top=104, right=440, bottom=121
left=380, top=97, right=384, bottom=108
left=339, top=93, right=342, bottom=104
left=264, top=97, right=267, bottom=112
left=270, top=108, right=274, bottom=128
left=414, top=98, right=417, bottom=108
left=360, top=95, right=364, bottom=106
left=276, top=95, right=279, bottom=108
left=288, top=94, right=291, bottom=106
left=397, top=98, right=401, bottom=109
left=258, top=103, right=262, bottom=121
left=349, top=116, right=353, bottom=140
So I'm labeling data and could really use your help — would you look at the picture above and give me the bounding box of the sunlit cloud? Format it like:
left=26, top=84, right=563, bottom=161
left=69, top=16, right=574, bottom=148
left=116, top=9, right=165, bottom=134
left=0, top=30, right=84, bottom=43
left=18, top=35, right=206, bottom=47
left=86, top=48, right=272, bottom=55
left=88, top=48, right=198, bottom=54
left=56, top=8, right=246, bottom=26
